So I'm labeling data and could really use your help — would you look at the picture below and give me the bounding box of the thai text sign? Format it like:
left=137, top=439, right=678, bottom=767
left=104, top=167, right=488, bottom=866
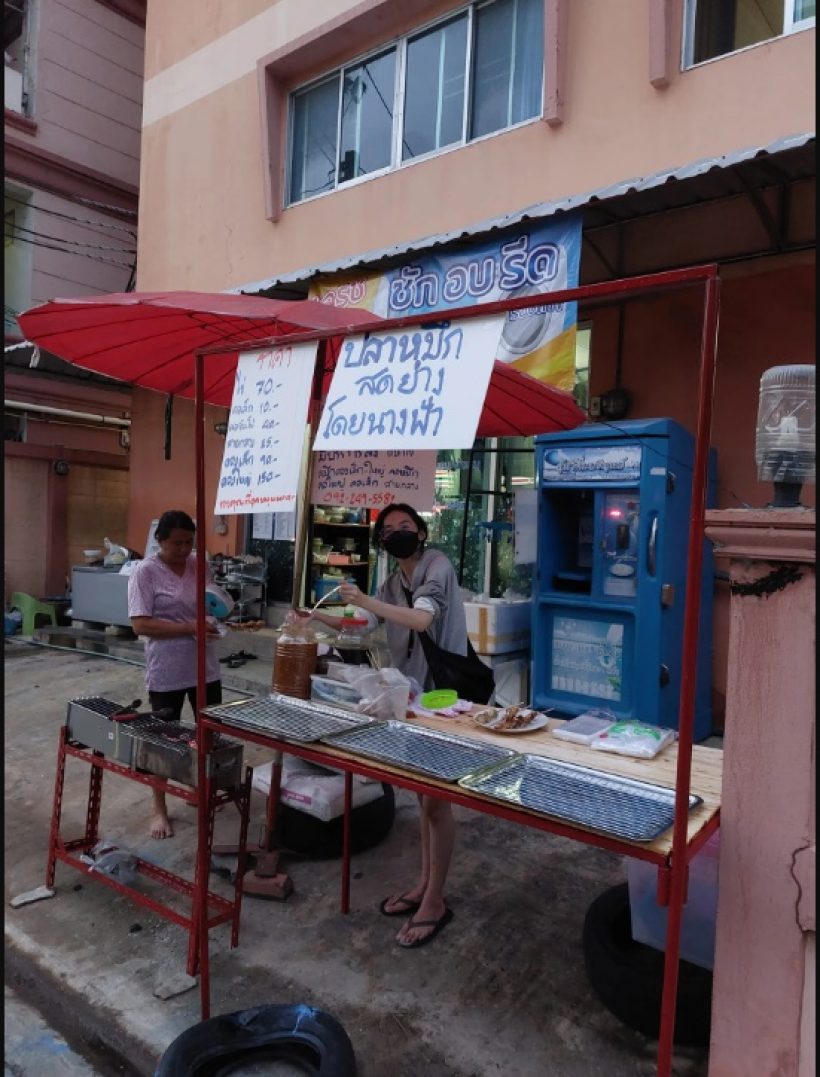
left=309, top=216, right=581, bottom=391
left=311, top=450, right=437, bottom=510
left=314, top=314, right=504, bottom=451
left=215, top=342, right=317, bottom=515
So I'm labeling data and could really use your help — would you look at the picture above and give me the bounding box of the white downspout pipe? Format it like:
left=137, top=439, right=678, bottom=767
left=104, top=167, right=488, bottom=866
left=4, top=399, right=131, bottom=428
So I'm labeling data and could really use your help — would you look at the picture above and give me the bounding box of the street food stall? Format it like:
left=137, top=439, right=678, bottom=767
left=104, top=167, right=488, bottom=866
left=19, top=264, right=722, bottom=1077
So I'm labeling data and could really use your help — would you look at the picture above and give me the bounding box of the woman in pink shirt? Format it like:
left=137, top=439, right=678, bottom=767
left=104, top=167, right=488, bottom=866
left=128, top=510, right=222, bottom=839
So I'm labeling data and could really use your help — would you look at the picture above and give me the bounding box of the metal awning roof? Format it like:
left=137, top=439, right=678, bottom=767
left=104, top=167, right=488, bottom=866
left=235, top=132, right=814, bottom=296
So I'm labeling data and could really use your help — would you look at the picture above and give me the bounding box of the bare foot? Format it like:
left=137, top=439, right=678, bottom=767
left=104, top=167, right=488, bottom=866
left=150, top=813, right=174, bottom=839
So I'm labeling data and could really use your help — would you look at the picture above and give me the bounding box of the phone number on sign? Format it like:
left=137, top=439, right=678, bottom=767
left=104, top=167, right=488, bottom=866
left=317, top=491, right=396, bottom=507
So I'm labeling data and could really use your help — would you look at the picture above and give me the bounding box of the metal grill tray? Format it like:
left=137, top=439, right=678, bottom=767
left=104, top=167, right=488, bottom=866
left=459, top=754, right=702, bottom=842
left=202, top=693, right=377, bottom=743
left=322, top=721, right=519, bottom=783
left=68, top=697, right=125, bottom=718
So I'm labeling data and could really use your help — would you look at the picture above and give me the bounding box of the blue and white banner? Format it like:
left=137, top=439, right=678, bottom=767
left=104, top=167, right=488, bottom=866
left=310, top=216, right=582, bottom=391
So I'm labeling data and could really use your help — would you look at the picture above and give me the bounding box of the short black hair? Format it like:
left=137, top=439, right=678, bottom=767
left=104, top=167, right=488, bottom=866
left=155, top=510, right=196, bottom=541
left=372, top=503, right=428, bottom=548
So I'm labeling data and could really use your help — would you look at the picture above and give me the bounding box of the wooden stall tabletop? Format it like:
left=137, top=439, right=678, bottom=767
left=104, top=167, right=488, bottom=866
left=269, top=704, right=724, bottom=860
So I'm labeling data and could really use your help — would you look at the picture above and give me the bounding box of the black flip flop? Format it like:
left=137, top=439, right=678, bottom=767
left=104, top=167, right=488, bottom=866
left=397, top=906, right=454, bottom=948
left=379, top=895, right=420, bottom=918
left=226, top=656, right=247, bottom=668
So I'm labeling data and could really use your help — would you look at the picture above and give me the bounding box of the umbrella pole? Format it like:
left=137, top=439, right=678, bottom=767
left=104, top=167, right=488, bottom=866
left=457, top=445, right=475, bottom=585
left=291, top=339, right=330, bottom=609
left=193, top=349, right=212, bottom=1019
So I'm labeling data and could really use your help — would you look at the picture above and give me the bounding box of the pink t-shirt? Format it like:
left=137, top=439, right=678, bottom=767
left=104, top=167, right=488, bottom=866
left=127, top=554, right=221, bottom=692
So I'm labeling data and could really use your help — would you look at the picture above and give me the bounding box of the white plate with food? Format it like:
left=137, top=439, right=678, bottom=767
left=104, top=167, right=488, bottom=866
left=472, top=705, right=551, bottom=734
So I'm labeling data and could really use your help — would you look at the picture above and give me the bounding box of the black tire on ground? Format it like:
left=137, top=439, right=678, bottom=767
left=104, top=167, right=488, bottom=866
left=277, top=783, right=396, bottom=860
left=582, top=882, right=713, bottom=1047
left=154, top=1003, right=356, bottom=1077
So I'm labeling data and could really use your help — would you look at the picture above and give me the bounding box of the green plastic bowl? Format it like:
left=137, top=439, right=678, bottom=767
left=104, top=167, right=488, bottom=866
left=419, top=689, right=459, bottom=710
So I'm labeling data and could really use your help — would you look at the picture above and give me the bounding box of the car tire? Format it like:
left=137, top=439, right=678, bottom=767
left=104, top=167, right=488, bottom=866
left=278, top=783, right=395, bottom=860
left=154, top=1003, right=356, bottom=1076
left=582, top=883, right=713, bottom=1047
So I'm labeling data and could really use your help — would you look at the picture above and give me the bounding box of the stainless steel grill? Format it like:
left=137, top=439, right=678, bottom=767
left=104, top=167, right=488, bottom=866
left=202, top=693, right=377, bottom=743
left=322, top=721, right=519, bottom=782
left=459, top=755, right=702, bottom=842
left=65, top=697, right=243, bottom=789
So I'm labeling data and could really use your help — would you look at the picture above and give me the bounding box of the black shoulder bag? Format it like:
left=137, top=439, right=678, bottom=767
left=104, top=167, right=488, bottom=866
left=401, top=584, right=495, bottom=705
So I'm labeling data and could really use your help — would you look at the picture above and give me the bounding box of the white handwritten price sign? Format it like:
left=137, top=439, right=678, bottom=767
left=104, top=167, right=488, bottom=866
left=314, top=314, right=504, bottom=451
left=215, top=342, right=317, bottom=516
left=310, top=449, right=437, bottom=510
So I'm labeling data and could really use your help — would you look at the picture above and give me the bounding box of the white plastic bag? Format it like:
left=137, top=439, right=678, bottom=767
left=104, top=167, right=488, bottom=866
left=590, top=719, right=675, bottom=759
left=79, top=839, right=138, bottom=884
left=103, top=537, right=129, bottom=567
left=356, top=668, right=411, bottom=720
left=251, top=756, right=381, bottom=823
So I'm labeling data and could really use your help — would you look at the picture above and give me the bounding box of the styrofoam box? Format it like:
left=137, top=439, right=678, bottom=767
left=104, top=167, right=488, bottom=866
left=477, top=650, right=530, bottom=707
left=465, top=599, right=532, bottom=655
left=627, top=831, right=720, bottom=970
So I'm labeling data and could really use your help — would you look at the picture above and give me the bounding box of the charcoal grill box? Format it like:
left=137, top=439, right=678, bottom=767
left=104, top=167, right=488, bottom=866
left=132, top=725, right=243, bottom=789
left=465, top=599, right=531, bottom=655
left=65, top=698, right=243, bottom=789
left=65, top=697, right=137, bottom=765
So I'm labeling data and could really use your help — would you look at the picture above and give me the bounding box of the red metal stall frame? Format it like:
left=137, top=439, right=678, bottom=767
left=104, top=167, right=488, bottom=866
left=190, top=262, right=720, bottom=1076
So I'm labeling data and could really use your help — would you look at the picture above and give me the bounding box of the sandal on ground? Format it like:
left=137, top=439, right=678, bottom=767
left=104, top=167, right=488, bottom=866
left=397, top=907, right=454, bottom=949
left=379, top=894, right=420, bottom=918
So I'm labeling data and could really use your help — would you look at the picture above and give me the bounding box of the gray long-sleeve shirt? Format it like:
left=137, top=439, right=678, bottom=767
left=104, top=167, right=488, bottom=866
left=375, top=548, right=469, bottom=690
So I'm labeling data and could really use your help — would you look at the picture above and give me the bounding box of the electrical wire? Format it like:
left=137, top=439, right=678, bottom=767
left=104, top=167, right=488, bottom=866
left=3, top=192, right=138, bottom=236
left=7, top=231, right=135, bottom=269
left=10, top=222, right=136, bottom=254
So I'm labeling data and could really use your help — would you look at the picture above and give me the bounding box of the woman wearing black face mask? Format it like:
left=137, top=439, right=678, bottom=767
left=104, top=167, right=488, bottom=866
left=299, top=502, right=468, bottom=949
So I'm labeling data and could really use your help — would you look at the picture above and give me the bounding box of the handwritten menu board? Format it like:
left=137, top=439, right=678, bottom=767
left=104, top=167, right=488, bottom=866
left=215, top=342, right=317, bottom=516
left=314, top=314, right=504, bottom=451
left=310, top=450, right=437, bottom=510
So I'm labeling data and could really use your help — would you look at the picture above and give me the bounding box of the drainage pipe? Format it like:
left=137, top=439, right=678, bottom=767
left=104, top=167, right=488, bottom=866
left=4, top=399, right=130, bottom=428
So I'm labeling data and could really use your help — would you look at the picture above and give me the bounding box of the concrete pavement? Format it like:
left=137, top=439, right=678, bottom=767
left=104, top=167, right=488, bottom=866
left=4, top=633, right=711, bottom=1076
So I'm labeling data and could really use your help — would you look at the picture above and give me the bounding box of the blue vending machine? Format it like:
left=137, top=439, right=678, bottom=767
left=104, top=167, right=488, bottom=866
left=532, top=418, right=715, bottom=741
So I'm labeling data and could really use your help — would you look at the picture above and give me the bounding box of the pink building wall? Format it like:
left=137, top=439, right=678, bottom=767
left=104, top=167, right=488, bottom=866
left=4, top=0, right=145, bottom=597
left=134, top=0, right=814, bottom=291
left=5, top=0, right=144, bottom=324
left=704, top=510, right=815, bottom=1077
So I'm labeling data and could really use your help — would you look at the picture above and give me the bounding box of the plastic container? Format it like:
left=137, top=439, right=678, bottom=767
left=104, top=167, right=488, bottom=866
left=309, top=674, right=363, bottom=707
left=273, top=639, right=318, bottom=699
left=627, top=831, right=720, bottom=970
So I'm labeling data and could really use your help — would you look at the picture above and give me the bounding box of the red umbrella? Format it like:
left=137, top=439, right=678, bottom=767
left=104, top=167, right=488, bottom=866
left=477, top=359, right=584, bottom=437
left=18, top=290, right=586, bottom=435
left=17, top=291, right=381, bottom=408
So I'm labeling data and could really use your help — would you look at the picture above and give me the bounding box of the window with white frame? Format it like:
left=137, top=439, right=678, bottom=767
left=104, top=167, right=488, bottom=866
left=684, top=0, right=815, bottom=66
left=287, top=0, right=544, bottom=206
left=4, top=0, right=28, bottom=114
